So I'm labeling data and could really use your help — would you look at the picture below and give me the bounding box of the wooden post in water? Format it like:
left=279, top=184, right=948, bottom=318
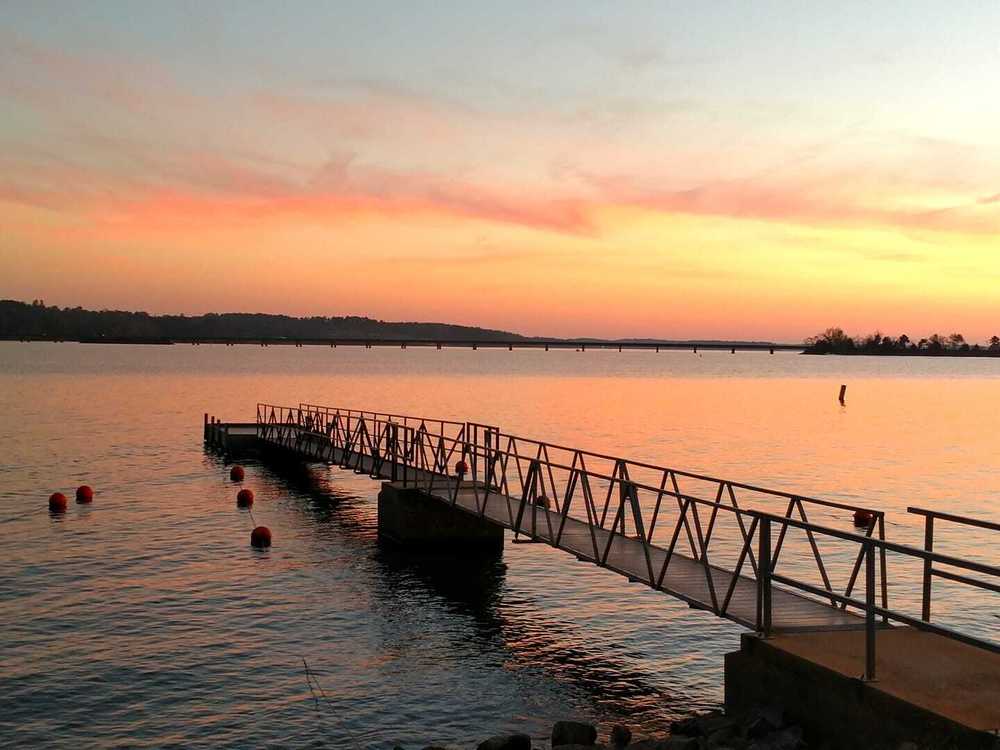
left=839, top=384, right=847, bottom=404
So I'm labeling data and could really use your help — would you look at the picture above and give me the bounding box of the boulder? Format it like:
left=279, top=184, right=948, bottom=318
left=610, top=725, right=632, bottom=748
left=671, top=710, right=733, bottom=738
left=552, top=721, right=598, bottom=747
left=630, top=738, right=699, bottom=750
left=706, top=723, right=740, bottom=748
left=626, top=741, right=673, bottom=750
left=747, top=726, right=803, bottom=750
left=745, top=705, right=783, bottom=739
left=670, top=717, right=701, bottom=737
left=477, top=734, right=532, bottom=750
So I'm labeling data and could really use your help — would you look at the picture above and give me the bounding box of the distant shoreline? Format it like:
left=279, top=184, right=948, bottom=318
left=1, top=336, right=800, bottom=352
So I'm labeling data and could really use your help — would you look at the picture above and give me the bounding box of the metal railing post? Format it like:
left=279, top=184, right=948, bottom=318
left=921, top=514, right=934, bottom=622
left=390, top=422, right=398, bottom=483
left=865, top=539, right=877, bottom=681
left=402, top=425, right=410, bottom=487
left=758, top=515, right=772, bottom=637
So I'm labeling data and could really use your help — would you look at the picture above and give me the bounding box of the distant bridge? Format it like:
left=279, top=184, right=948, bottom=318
left=15, top=335, right=803, bottom=352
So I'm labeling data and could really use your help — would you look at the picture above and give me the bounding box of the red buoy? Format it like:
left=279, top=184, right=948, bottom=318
left=534, top=495, right=551, bottom=508
left=237, top=488, right=254, bottom=507
left=250, top=526, right=272, bottom=548
left=455, top=459, right=469, bottom=476
left=853, top=509, right=876, bottom=527
left=76, top=485, right=94, bottom=504
left=49, top=492, right=68, bottom=513
left=230, top=465, right=245, bottom=482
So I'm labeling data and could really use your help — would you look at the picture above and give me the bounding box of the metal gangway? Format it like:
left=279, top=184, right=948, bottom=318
left=254, top=402, right=1000, bottom=682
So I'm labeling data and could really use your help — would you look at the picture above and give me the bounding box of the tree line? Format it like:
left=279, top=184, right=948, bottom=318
left=805, top=327, right=1000, bottom=355
left=0, top=299, right=525, bottom=342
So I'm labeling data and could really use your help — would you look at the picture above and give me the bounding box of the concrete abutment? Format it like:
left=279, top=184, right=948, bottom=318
left=377, top=482, right=504, bottom=553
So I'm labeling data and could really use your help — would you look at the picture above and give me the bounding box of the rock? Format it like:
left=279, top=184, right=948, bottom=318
left=670, top=717, right=702, bottom=737
left=610, top=725, right=632, bottom=748
left=671, top=710, right=733, bottom=739
left=744, top=706, right=784, bottom=741
left=626, top=741, right=672, bottom=750
left=706, top=724, right=740, bottom=749
left=745, top=705, right=783, bottom=738
left=553, top=720, right=598, bottom=747
left=477, top=734, right=531, bottom=750
left=747, top=726, right=803, bottom=750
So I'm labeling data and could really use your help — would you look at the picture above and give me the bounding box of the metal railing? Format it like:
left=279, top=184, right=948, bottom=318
left=908, top=506, right=1000, bottom=622
left=254, top=403, right=1000, bottom=681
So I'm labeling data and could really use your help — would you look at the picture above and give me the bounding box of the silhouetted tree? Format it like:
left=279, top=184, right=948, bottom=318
left=926, top=334, right=946, bottom=353
left=804, top=327, right=856, bottom=354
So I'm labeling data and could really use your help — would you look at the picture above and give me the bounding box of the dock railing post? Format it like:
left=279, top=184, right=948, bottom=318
left=401, top=424, right=410, bottom=487
left=921, top=514, right=934, bottom=622
left=390, top=422, right=398, bottom=483
left=758, top=515, right=772, bottom=637
left=865, top=538, right=877, bottom=681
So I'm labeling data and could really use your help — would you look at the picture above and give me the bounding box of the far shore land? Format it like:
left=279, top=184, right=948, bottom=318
left=3, top=301, right=1000, bottom=357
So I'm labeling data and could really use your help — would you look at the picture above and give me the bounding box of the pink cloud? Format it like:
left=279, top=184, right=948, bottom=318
left=2, top=33, right=998, bottom=239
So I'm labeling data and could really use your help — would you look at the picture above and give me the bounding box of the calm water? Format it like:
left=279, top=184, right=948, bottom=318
left=2, top=343, right=998, bottom=748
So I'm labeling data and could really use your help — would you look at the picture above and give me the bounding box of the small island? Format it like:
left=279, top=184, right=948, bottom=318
left=804, top=327, right=1000, bottom=356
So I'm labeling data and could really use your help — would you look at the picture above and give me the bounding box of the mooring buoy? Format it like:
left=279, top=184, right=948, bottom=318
left=49, top=492, right=68, bottom=513
left=853, top=509, right=876, bottom=527
left=251, top=526, right=272, bottom=548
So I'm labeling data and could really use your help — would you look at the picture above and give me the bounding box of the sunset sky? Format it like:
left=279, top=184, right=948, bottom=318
left=1, top=2, right=998, bottom=341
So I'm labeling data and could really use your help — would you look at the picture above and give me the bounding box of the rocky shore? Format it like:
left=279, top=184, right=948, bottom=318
left=394, top=706, right=816, bottom=750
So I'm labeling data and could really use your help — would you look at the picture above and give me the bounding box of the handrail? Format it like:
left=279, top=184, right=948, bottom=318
left=907, top=506, right=1000, bottom=533
left=298, top=402, right=469, bottom=430
left=906, top=505, right=1000, bottom=623
left=751, top=511, right=1000, bottom=578
left=489, top=428, right=882, bottom=516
